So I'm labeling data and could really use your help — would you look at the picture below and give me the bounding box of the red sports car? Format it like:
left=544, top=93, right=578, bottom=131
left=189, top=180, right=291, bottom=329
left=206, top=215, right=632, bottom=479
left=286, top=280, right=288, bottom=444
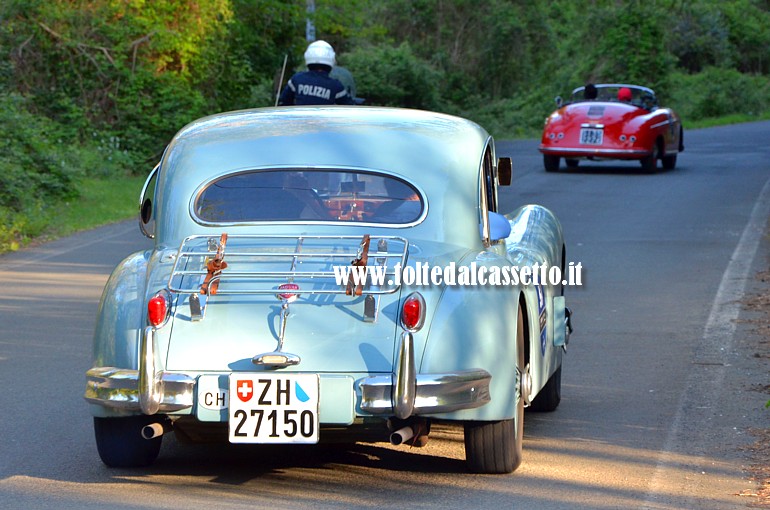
left=539, top=84, right=684, bottom=172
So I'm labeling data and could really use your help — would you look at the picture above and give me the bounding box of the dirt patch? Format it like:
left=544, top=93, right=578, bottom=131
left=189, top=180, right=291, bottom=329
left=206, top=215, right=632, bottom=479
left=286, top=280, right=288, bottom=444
left=739, top=428, right=770, bottom=507
left=738, top=269, right=770, bottom=508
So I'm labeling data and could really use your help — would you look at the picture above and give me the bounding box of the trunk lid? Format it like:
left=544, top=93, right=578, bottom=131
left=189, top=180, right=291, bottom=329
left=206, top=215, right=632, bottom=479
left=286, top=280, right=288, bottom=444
left=164, top=234, right=407, bottom=374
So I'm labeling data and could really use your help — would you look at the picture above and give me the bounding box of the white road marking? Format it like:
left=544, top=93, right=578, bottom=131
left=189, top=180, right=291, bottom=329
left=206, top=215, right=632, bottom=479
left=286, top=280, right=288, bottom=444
left=643, top=176, right=770, bottom=506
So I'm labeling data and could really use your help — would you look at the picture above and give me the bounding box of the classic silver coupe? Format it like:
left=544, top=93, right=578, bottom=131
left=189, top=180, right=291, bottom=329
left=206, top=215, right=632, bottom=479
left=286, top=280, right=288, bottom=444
left=85, top=106, right=573, bottom=474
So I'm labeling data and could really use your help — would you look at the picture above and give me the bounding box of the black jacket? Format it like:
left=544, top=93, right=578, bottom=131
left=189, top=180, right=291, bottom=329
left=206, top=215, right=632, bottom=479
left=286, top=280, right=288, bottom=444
left=278, top=70, right=354, bottom=106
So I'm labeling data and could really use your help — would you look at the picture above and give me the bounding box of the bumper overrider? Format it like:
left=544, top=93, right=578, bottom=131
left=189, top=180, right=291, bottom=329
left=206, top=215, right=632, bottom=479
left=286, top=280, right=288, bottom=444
left=84, top=327, right=491, bottom=419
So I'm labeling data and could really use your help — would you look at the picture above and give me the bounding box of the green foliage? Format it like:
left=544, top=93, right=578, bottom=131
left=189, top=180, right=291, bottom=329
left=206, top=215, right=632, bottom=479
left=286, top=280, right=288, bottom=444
left=364, top=0, right=555, bottom=101
left=669, top=67, right=770, bottom=120
left=0, top=205, right=39, bottom=252
left=595, top=2, right=674, bottom=95
left=667, top=1, right=734, bottom=73
left=0, top=0, right=769, bottom=250
left=0, top=93, right=81, bottom=210
left=543, top=1, right=675, bottom=98
left=721, top=0, right=770, bottom=74
left=46, top=175, right=147, bottom=237
left=448, top=91, right=553, bottom=140
left=344, top=43, right=442, bottom=109
left=0, top=91, right=142, bottom=249
left=204, top=1, right=306, bottom=110
left=310, top=0, right=384, bottom=49
left=1, top=0, right=245, bottom=168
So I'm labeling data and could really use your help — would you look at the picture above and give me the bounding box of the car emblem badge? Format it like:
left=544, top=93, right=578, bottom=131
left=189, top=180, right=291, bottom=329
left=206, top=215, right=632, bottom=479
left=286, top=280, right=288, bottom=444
left=276, top=283, right=300, bottom=302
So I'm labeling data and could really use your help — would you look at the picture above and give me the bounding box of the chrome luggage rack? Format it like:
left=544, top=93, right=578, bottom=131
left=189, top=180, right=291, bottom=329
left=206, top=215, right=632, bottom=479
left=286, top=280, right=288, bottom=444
left=167, top=233, right=409, bottom=321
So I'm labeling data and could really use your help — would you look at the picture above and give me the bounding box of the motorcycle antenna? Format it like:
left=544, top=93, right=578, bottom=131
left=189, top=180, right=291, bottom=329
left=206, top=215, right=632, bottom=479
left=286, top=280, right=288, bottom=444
left=274, top=54, right=288, bottom=106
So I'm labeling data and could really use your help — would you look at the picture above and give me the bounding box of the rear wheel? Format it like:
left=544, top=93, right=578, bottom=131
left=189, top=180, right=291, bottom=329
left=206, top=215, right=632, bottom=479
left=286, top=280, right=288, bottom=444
left=463, top=305, right=525, bottom=474
left=543, top=155, right=560, bottom=172
left=528, top=364, right=562, bottom=412
left=662, top=153, right=677, bottom=170
left=94, top=415, right=163, bottom=467
left=640, top=144, right=659, bottom=173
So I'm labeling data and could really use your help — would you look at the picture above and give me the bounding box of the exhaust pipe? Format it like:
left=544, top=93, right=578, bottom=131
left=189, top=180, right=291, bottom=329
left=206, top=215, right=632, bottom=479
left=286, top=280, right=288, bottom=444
left=141, top=420, right=171, bottom=440
left=390, top=425, right=415, bottom=445
left=388, top=419, right=430, bottom=447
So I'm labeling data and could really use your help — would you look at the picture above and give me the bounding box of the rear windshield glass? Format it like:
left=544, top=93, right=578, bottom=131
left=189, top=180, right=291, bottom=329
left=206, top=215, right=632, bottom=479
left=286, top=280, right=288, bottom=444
left=195, top=169, right=424, bottom=224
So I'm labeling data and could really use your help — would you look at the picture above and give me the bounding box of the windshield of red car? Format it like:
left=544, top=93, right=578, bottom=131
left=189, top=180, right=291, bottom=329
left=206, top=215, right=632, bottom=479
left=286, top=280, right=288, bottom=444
left=571, top=85, right=656, bottom=108
left=194, top=169, right=424, bottom=224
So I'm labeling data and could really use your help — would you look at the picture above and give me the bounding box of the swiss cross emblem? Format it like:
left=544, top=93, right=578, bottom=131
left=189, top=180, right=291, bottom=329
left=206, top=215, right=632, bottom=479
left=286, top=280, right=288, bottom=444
left=236, top=380, right=254, bottom=402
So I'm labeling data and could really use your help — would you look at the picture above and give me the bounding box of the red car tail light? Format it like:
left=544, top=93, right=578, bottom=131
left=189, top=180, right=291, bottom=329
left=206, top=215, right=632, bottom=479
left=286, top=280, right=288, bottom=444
left=147, top=291, right=170, bottom=327
left=401, top=292, right=426, bottom=332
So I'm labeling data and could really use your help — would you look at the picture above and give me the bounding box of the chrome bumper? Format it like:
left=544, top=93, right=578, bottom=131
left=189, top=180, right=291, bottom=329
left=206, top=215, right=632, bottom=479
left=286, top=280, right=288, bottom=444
left=85, top=327, right=490, bottom=419
left=359, top=332, right=491, bottom=418
left=84, top=367, right=195, bottom=412
left=538, top=146, right=650, bottom=157
left=359, top=370, right=492, bottom=416
left=85, top=326, right=195, bottom=413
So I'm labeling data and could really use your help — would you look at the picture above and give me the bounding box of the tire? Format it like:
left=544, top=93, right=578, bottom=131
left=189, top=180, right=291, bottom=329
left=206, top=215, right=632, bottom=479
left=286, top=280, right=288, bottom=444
left=528, top=364, right=562, bottom=412
left=565, top=158, right=579, bottom=168
left=662, top=153, right=677, bottom=170
left=94, top=415, right=163, bottom=467
left=543, top=154, right=560, bottom=172
left=463, top=305, right=525, bottom=474
left=640, top=144, right=658, bottom=173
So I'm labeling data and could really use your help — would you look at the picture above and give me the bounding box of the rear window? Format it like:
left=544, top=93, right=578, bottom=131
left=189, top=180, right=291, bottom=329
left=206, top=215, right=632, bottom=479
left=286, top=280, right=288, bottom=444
left=194, top=169, right=424, bottom=224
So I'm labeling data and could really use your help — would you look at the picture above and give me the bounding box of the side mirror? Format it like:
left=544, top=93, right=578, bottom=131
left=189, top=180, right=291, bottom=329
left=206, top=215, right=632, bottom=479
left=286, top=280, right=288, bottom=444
left=488, top=211, right=512, bottom=242
left=555, top=96, right=563, bottom=108
left=140, top=198, right=152, bottom=224
left=139, top=163, right=159, bottom=239
left=497, top=157, right=512, bottom=186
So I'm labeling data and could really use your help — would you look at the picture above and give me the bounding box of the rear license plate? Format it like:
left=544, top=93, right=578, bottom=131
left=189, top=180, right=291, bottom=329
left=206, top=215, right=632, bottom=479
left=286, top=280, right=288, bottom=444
left=579, top=128, right=603, bottom=145
left=228, top=373, right=320, bottom=444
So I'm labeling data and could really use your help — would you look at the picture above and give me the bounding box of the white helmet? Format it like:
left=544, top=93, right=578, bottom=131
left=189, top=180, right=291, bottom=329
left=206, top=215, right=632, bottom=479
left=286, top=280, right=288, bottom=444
left=304, top=40, right=336, bottom=68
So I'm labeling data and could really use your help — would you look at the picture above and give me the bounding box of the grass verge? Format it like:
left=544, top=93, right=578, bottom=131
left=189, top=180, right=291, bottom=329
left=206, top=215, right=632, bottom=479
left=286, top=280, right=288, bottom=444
left=0, top=174, right=146, bottom=252
left=684, top=111, right=770, bottom=130
left=46, top=175, right=146, bottom=237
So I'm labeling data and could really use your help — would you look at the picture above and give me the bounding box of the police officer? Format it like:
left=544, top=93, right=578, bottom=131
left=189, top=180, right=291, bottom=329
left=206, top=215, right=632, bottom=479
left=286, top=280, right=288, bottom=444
left=278, top=41, right=354, bottom=106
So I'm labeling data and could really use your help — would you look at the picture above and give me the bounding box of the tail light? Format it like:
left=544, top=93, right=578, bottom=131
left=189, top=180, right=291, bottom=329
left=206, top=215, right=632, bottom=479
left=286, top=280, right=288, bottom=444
left=147, top=290, right=170, bottom=327
left=400, top=292, right=426, bottom=332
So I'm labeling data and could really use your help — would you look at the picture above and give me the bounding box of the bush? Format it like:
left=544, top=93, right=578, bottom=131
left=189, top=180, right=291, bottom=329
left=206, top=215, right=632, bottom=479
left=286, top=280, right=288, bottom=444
left=669, top=67, right=770, bottom=121
left=0, top=92, right=140, bottom=250
left=450, top=90, right=553, bottom=140
left=344, top=43, right=443, bottom=109
left=0, top=93, right=82, bottom=211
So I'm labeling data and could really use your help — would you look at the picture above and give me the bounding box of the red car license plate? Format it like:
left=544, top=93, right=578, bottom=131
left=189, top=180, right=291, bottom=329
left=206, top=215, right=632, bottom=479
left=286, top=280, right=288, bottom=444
left=579, top=128, right=603, bottom=145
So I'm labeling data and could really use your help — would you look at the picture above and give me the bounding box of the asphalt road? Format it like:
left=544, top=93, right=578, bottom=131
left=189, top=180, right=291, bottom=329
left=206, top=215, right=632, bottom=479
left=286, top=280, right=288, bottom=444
left=1, top=121, right=769, bottom=509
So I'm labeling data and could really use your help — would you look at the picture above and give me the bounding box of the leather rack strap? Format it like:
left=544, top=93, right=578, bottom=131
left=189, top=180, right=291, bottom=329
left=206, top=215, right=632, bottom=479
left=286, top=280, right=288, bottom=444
left=201, top=233, right=228, bottom=295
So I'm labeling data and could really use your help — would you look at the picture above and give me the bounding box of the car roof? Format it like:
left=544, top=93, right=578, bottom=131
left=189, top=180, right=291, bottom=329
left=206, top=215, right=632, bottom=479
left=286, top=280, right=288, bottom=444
left=156, top=107, right=491, bottom=246
left=165, top=106, right=488, bottom=185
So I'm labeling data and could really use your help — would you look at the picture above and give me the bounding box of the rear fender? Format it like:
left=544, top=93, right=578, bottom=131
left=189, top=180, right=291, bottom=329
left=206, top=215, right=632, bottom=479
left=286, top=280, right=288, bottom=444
left=92, top=251, right=150, bottom=370
left=504, top=205, right=565, bottom=399
left=92, top=248, right=175, bottom=369
left=418, top=255, right=521, bottom=421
